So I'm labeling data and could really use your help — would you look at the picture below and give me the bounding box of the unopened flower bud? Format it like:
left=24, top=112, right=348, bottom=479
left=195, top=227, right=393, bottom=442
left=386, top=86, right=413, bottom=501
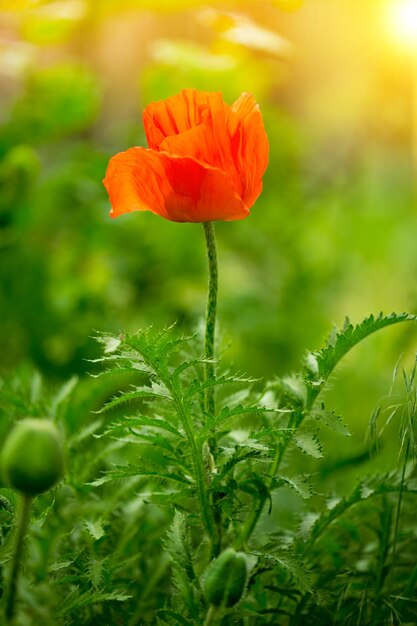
left=204, top=548, right=248, bottom=608
left=1, top=419, right=64, bottom=496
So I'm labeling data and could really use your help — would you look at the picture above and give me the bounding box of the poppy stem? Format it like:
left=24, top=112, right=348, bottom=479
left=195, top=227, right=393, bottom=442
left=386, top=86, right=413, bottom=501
left=202, top=221, right=218, bottom=417
left=5, top=494, right=32, bottom=623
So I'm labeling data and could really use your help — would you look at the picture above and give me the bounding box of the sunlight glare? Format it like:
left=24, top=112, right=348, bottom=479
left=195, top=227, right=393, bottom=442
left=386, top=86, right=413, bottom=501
left=386, top=0, right=417, bottom=50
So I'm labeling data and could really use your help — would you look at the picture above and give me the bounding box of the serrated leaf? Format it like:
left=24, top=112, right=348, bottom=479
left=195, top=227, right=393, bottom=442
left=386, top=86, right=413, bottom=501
left=252, top=427, right=293, bottom=440
left=272, top=474, right=314, bottom=499
left=171, top=357, right=206, bottom=380
left=199, top=404, right=290, bottom=438
left=185, top=373, right=257, bottom=402
left=124, top=326, right=194, bottom=372
left=90, top=362, right=152, bottom=377
left=89, top=465, right=193, bottom=487
left=305, top=313, right=417, bottom=407
left=101, top=415, right=183, bottom=439
left=213, top=449, right=265, bottom=484
left=83, top=519, right=106, bottom=541
left=298, top=512, right=321, bottom=537
left=293, top=432, right=323, bottom=458
left=61, top=589, right=131, bottom=615
left=297, top=472, right=417, bottom=554
left=165, top=511, right=200, bottom=618
left=154, top=334, right=195, bottom=364
left=142, top=490, right=194, bottom=512
left=88, top=556, right=108, bottom=589
left=95, top=334, right=123, bottom=353
left=254, top=550, right=312, bottom=593
left=311, top=405, right=350, bottom=437
left=99, top=384, right=171, bottom=413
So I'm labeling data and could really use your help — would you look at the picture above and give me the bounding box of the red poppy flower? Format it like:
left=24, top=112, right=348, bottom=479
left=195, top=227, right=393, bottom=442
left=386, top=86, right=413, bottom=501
left=103, top=89, right=269, bottom=222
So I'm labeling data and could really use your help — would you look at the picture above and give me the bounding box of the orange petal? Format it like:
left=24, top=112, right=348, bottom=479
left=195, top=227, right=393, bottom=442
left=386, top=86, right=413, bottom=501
left=159, top=121, right=243, bottom=199
left=143, top=90, right=268, bottom=211
left=102, top=147, right=249, bottom=223
left=145, top=89, right=244, bottom=198
left=229, top=93, right=269, bottom=208
left=143, top=89, right=224, bottom=150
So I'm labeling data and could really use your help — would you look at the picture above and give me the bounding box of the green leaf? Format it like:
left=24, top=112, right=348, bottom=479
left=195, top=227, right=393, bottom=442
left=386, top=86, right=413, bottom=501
left=124, top=326, right=193, bottom=372
left=185, top=373, right=257, bottom=402
left=271, top=474, right=314, bottom=499
left=310, top=405, right=350, bottom=437
left=297, top=472, right=417, bottom=555
left=199, top=404, right=290, bottom=438
left=88, top=557, right=108, bottom=589
left=96, top=334, right=123, bottom=354
left=213, top=449, right=266, bottom=484
left=98, top=384, right=172, bottom=413
left=60, top=589, right=131, bottom=615
left=253, top=550, right=312, bottom=593
left=293, top=431, right=323, bottom=458
left=89, top=466, right=193, bottom=487
left=305, top=313, right=417, bottom=406
left=89, top=362, right=152, bottom=378
left=165, top=511, right=200, bottom=619
left=48, top=560, right=76, bottom=573
left=83, top=519, right=106, bottom=541
left=101, top=415, right=183, bottom=439
left=171, top=357, right=207, bottom=381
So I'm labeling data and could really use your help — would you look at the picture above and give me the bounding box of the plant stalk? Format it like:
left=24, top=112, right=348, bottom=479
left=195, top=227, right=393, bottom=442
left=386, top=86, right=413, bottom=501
left=171, top=385, right=219, bottom=556
left=5, top=494, right=32, bottom=623
left=204, top=604, right=221, bottom=626
left=130, top=340, right=220, bottom=557
left=202, top=222, right=218, bottom=417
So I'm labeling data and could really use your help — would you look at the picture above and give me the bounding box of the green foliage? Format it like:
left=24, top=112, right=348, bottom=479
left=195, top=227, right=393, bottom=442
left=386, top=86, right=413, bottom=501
left=1, top=312, right=417, bottom=623
left=2, top=64, right=100, bottom=148
left=303, top=312, right=417, bottom=407
left=165, top=511, right=201, bottom=618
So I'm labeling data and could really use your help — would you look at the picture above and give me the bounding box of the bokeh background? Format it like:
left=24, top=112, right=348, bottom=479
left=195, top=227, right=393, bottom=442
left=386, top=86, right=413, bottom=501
left=1, top=0, right=417, bottom=470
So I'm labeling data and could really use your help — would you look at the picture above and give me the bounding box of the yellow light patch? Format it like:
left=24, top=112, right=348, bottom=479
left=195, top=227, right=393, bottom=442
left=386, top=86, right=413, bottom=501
left=386, top=0, right=417, bottom=51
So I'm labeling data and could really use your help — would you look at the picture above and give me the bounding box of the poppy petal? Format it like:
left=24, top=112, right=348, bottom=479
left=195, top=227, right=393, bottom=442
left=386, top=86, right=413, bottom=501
left=103, top=147, right=249, bottom=223
left=229, top=93, right=269, bottom=208
left=143, top=89, right=224, bottom=150
left=159, top=122, right=242, bottom=197
left=152, top=91, right=244, bottom=198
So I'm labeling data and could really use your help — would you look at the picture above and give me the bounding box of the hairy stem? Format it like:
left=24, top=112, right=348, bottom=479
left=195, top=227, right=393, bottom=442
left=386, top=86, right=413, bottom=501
left=127, top=336, right=220, bottom=557
left=5, top=494, right=32, bottom=622
left=172, top=386, right=219, bottom=556
left=202, top=222, right=218, bottom=417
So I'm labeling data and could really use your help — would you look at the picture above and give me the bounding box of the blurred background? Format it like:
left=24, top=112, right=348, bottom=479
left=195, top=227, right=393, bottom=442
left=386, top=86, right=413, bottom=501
left=1, top=0, right=417, bottom=467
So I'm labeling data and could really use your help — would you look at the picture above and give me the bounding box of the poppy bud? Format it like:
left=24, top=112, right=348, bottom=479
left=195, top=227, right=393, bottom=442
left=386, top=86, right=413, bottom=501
left=204, top=548, right=248, bottom=608
left=1, top=419, right=64, bottom=496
